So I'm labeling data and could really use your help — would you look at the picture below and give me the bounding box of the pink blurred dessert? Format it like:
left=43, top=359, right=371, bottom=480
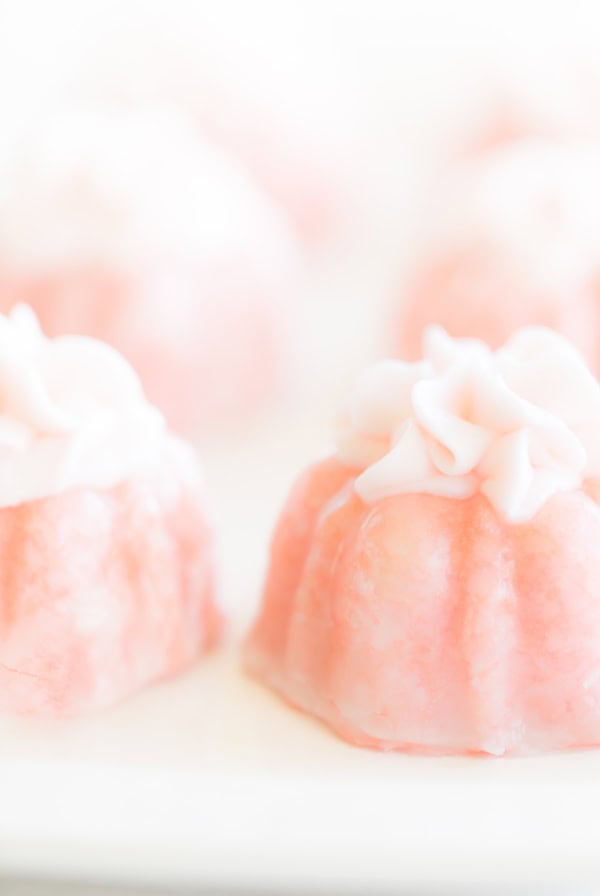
left=192, top=80, right=349, bottom=245
left=463, top=63, right=600, bottom=158
left=246, top=325, right=600, bottom=755
left=0, top=107, right=298, bottom=432
left=396, top=139, right=600, bottom=372
left=0, top=305, right=220, bottom=719
left=74, top=7, right=355, bottom=243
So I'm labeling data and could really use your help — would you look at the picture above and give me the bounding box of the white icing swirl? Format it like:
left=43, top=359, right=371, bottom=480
left=0, top=305, right=165, bottom=507
left=337, top=327, right=600, bottom=522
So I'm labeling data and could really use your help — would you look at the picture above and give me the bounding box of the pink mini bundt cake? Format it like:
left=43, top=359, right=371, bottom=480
left=246, top=325, right=600, bottom=755
left=395, top=139, right=600, bottom=373
left=0, top=107, right=298, bottom=432
left=0, top=305, right=220, bottom=718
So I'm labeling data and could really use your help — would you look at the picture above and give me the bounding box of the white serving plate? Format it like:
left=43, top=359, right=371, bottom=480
left=2, top=648, right=600, bottom=894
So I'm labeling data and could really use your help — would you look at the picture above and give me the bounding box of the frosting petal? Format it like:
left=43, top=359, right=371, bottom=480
left=0, top=305, right=166, bottom=507
left=412, top=367, right=494, bottom=475
left=337, top=325, right=599, bottom=522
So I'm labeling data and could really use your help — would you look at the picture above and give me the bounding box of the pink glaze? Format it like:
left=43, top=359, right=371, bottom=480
left=0, top=265, right=283, bottom=433
left=0, top=444, right=220, bottom=718
left=246, top=457, right=600, bottom=755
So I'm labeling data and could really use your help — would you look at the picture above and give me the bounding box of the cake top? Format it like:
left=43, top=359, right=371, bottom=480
left=426, top=138, right=600, bottom=295
left=0, top=106, right=296, bottom=278
left=0, top=305, right=166, bottom=507
left=337, top=326, right=600, bottom=523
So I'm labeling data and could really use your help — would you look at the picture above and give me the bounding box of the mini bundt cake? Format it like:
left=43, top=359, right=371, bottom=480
left=0, top=305, right=220, bottom=718
left=247, top=325, right=600, bottom=755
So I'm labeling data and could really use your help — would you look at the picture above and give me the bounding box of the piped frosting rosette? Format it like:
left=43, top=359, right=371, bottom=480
left=337, top=326, right=600, bottom=522
left=0, top=304, right=165, bottom=507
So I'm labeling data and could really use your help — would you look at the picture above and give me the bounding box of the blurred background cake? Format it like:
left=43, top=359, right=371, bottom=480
left=0, top=105, right=300, bottom=434
left=394, top=138, right=600, bottom=370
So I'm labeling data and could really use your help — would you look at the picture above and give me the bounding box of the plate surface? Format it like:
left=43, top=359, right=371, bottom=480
left=2, top=647, right=600, bottom=893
